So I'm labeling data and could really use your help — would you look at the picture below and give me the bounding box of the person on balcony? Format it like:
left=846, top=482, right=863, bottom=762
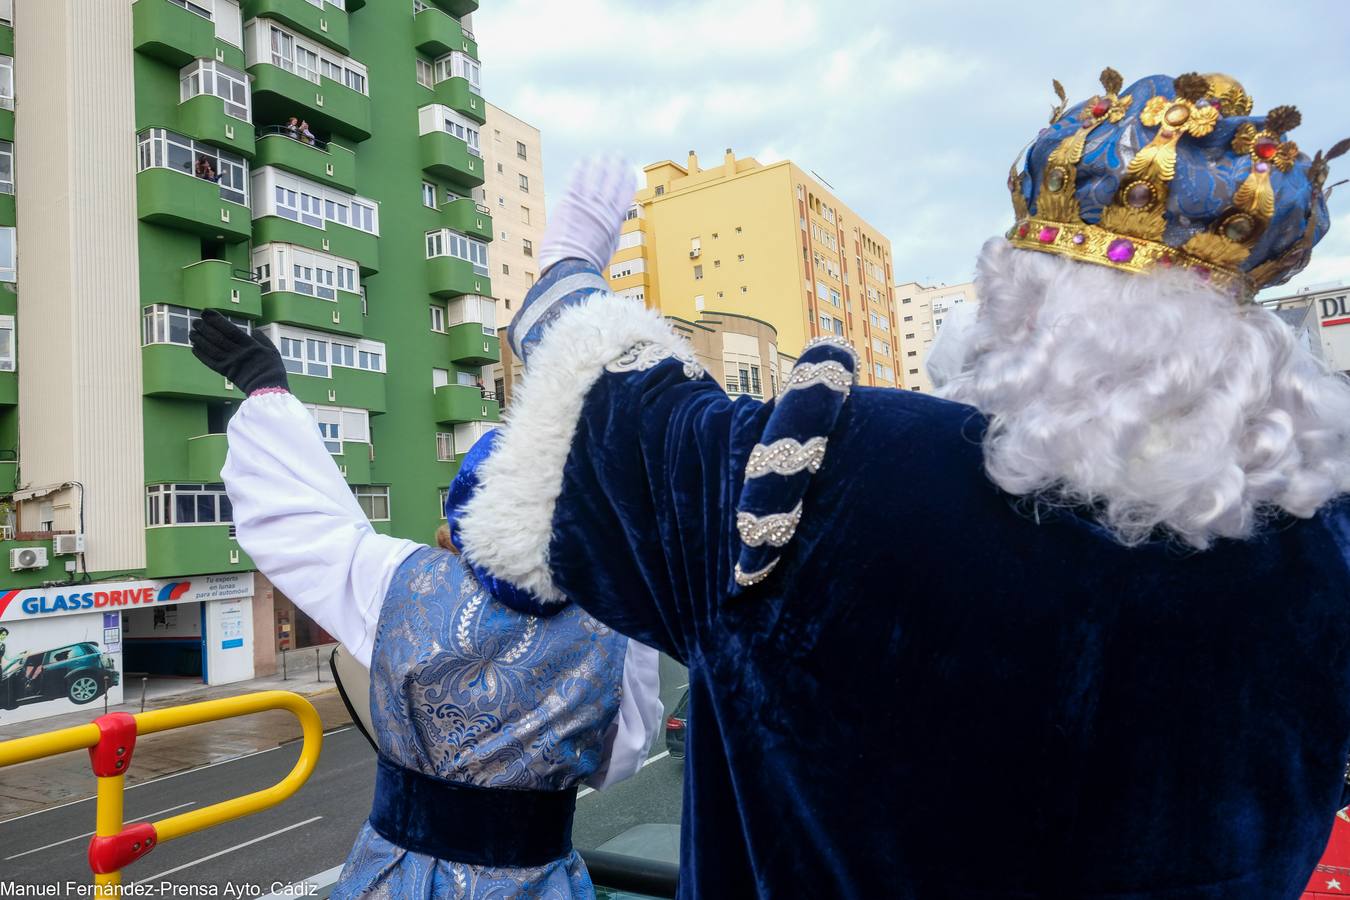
left=284, top=116, right=300, bottom=141
left=187, top=313, right=663, bottom=899
left=299, top=119, right=316, bottom=146
left=193, top=156, right=218, bottom=183
left=453, top=72, right=1350, bottom=899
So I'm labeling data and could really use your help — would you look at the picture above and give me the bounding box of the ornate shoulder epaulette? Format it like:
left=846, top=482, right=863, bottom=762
left=729, top=336, right=858, bottom=596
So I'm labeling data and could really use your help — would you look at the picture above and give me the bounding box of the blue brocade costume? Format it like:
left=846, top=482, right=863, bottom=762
left=334, top=547, right=627, bottom=898
left=458, top=263, right=1350, bottom=900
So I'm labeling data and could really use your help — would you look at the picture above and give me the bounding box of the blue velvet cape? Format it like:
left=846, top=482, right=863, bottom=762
left=542, top=345, right=1350, bottom=898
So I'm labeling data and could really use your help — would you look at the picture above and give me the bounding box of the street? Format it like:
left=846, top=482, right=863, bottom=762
left=0, top=656, right=688, bottom=892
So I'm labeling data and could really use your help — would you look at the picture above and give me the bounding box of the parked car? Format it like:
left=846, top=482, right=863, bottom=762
left=664, top=689, right=688, bottom=759
left=0, top=642, right=119, bottom=709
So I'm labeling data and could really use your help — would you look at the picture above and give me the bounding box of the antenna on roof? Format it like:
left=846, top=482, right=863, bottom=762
left=810, top=170, right=835, bottom=191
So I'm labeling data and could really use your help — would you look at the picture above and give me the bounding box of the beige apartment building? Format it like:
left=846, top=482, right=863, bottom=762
left=894, top=280, right=979, bottom=393
left=481, top=101, right=545, bottom=403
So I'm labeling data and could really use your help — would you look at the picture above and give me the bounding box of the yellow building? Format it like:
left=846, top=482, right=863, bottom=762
left=893, top=280, right=979, bottom=393
left=610, top=149, right=901, bottom=389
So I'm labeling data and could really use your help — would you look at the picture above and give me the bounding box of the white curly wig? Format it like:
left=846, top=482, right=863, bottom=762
left=938, top=238, right=1350, bottom=549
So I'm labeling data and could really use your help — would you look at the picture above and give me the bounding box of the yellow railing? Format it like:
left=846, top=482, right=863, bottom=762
left=0, top=690, right=323, bottom=896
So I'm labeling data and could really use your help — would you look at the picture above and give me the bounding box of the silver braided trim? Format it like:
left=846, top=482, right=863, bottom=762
left=745, top=436, right=828, bottom=479
left=803, top=334, right=859, bottom=362
left=780, top=360, right=854, bottom=397
left=605, top=340, right=704, bottom=379
left=736, top=502, right=804, bottom=548
left=734, top=558, right=780, bottom=587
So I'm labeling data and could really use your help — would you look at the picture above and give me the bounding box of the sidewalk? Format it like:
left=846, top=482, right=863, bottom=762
left=0, top=645, right=355, bottom=821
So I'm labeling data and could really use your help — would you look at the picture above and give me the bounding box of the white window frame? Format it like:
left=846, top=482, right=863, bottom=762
left=436, top=432, right=455, bottom=461
left=248, top=20, right=369, bottom=96
left=416, top=58, right=434, bottom=89
left=143, top=304, right=250, bottom=347
left=430, top=305, right=446, bottom=332
left=445, top=294, right=496, bottom=336
left=180, top=60, right=251, bottom=121
left=251, top=167, right=379, bottom=235
left=422, top=181, right=438, bottom=208
left=146, top=483, right=234, bottom=528
left=416, top=104, right=481, bottom=155
left=424, top=228, right=489, bottom=275
left=253, top=244, right=360, bottom=298
left=0, top=225, right=12, bottom=284
left=137, top=127, right=249, bottom=205
left=351, top=485, right=390, bottom=521
left=0, top=314, right=14, bottom=372
left=264, top=323, right=387, bottom=377
left=432, top=51, right=481, bottom=95
left=0, top=56, right=10, bottom=111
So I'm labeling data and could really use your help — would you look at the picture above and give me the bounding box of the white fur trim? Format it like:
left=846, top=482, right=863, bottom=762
left=457, top=294, right=694, bottom=605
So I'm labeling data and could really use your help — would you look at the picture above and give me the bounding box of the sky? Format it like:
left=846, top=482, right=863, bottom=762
left=472, top=0, right=1350, bottom=297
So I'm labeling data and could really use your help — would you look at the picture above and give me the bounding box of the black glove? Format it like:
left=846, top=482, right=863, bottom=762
left=189, top=309, right=289, bottom=395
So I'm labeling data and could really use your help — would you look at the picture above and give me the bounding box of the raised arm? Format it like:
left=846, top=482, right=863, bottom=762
left=457, top=160, right=768, bottom=662
left=190, top=312, right=420, bottom=666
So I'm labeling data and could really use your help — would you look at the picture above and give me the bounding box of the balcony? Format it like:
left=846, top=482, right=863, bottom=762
left=427, top=255, right=491, bottom=299
left=428, top=0, right=479, bottom=17
left=143, top=344, right=244, bottom=401
left=243, top=0, right=350, bottom=54
left=434, top=384, right=500, bottom=426
left=249, top=63, right=372, bottom=142
left=439, top=198, right=492, bottom=241
left=133, top=0, right=243, bottom=70
left=419, top=131, right=484, bottom=189
left=145, top=525, right=253, bottom=579
left=0, top=371, right=14, bottom=406
left=336, top=442, right=372, bottom=484
left=254, top=129, right=357, bottom=192
left=433, top=78, right=486, bottom=125
left=186, top=434, right=229, bottom=482
left=290, top=366, right=387, bottom=414
left=181, top=260, right=263, bottom=318
left=261, top=289, right=364, bottom=338
left=444, top=322, right=499, bottom=365
left=413, top=7, right=472, bottom=57
left=137, top=169, right=252, bottom=242
left=252, top=216, right=380, bottom=275
left=177, top=94, right=256, bottom=158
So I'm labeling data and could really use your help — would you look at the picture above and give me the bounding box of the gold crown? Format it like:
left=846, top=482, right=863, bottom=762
left=1006, top=69, right=1346, bottom=301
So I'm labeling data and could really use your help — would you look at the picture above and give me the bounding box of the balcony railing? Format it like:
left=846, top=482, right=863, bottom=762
left=257, top=123, right=330, bottom=152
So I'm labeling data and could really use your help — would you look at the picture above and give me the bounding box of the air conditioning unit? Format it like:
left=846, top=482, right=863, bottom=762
left=689, top=249, right=701, bottom=259
left=10, top=546, right=48, bottom=571
left=53, top=533, right=85, bottom=556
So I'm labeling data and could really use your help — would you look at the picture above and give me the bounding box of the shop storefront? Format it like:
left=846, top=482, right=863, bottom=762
left=0, top=573, right=255, bottom=727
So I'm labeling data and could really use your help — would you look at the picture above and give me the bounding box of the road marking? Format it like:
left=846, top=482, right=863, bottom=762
left=134, top=816, right=323, bottom=884
left=576, top=750, right=672, bottom=799
left=0, top=727, right=356, bottom=825
left=260, top=863, right=345, bottom=900
left=3, top=802, right=197, bottom=860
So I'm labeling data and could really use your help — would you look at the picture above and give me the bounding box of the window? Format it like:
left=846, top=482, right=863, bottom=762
left=907, top=350, right=918, bottom=357
left=874, top=363, right=895, bottom=381
left=143, top=304, right=250, bottom=347
left=446, top=294, right=497, bottom=335
left=416, top=58, right=434, bottom=88
left=526, top=272, right=535, bottom=286
left=430, top=305, right=446, bottom=332
left=416, top=104, right=481, bottom=155
left=522, top=238, right=533, bottom=258
left=180, top=60, right=251, bottom=121
left=436, top=432, right=455, bottom=461
left=0, top=226, right=12, bottom=283
left=263, top=323, right=386, bottom=377
left=253, top=244, right=360, bottom=299
left=502, top=263, right=510, bottom=275
left=903, top=315, right=914, bottom=322
left=422, top=181, right=438, bottom=208
left=517, top=141, right=528, bottom=160
left=252, top=168, right=379, bottom=235
left=147, top=484, right=234, bottom=527
left=740, top=286, right=748, bottom=294
left=0, top=315, right=13, bottom=372
left=694, top=265, right=703, bottom=280
left=425, top=229, right=490, bottom=275
left=520, top=206, right=531, bottom=225
left=0, top=1, right=8, bottom=28
left=138, top=128, right=248, bottom=205
left=352, top=486, right=390, bottom=521
left=738, top=254, right=746, bottom=263
left=0, top=55, right=14, bottom=111
left=251, top=21, right=369, bottom=95
left=654, top=185, right=665, bottom=196
left=519, top=174, right=530, bottom=193
left=432, top=367, right=450, bottom=389
left=904, top=332, right=915, bottom=339
left=735, top=226, right=742, bottom=234
left=432, top=51, right=481, bottom=94
left=496, top=163, right=504, bottom=174
left=872, top=338, right=891, bottom=357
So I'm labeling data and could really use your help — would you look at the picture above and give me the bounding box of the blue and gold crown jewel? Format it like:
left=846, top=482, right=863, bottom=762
left=1007, top=69, right=1349, bottom=300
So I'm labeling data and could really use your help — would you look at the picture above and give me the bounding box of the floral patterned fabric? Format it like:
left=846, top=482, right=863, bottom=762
left=333, top=547, right=628, bottom=899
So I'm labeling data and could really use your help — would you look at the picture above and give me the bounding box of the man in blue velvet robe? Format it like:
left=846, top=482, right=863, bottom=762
left=459, top=74, right=1350, bottom=899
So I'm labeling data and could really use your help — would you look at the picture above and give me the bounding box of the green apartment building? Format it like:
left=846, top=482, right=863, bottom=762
left=0, top=0, right=500, bottom=717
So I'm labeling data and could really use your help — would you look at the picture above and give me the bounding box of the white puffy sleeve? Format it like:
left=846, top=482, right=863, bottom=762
left=221, top=390, right=422, bottom=667
left=585, top=638, right=665, bottom=790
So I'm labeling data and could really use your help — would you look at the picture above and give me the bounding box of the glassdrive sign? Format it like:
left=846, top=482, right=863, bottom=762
left=1320, top=294, right=1350, bottom=327
left=0, top=573, right=252, bottom=623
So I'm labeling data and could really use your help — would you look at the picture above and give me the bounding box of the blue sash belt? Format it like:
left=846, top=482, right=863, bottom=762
left=369, top=755, right=578, bottom=868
